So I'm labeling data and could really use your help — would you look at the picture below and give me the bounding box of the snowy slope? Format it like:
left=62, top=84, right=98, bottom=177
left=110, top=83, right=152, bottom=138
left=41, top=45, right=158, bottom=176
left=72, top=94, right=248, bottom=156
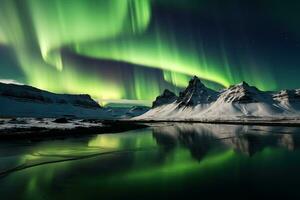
left=0, top=83, right=100, bottom=108
left=134, top=77, right=300, bottom=121
left=0, top=82, right=148, bottom=119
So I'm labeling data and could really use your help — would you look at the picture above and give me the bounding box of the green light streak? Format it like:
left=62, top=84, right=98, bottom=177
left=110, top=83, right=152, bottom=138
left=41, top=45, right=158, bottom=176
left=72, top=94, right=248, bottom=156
left=27, top=0, right=151, bottom=71
left=0, top=0, right=150, bottom=101
left=30, top=64, right=125, bottom=100
left=132, top=68, right=161, bottom=100
left=0, top=0, right=278, bottom=102
left=0, top=30, right=6, bottom=44
left=163, top=71, right=191, bottom=88
left=74, top=32, right=231, bottom=87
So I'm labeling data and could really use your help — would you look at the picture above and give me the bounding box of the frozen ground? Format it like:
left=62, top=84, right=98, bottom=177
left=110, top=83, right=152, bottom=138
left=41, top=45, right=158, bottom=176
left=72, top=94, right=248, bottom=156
left=0, top=118, right=103, bottom=130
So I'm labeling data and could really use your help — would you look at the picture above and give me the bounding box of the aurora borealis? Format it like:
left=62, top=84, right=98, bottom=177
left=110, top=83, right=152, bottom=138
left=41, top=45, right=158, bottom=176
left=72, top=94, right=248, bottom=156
left=0, top=0, right=300, bottom=105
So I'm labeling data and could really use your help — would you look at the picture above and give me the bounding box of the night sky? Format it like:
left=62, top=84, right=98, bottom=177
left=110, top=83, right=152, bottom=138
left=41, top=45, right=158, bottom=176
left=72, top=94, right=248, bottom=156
left=0, top=0, right=299, bottom=105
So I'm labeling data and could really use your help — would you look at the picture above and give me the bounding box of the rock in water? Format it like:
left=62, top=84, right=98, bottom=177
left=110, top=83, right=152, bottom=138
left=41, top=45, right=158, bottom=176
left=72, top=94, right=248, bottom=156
left=53, top=118, right=69, bottom=123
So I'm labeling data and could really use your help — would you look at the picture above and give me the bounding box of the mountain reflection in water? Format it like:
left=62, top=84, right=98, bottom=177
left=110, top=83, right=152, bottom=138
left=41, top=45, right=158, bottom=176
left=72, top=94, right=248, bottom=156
left=1, top=123, right=300, bottom=199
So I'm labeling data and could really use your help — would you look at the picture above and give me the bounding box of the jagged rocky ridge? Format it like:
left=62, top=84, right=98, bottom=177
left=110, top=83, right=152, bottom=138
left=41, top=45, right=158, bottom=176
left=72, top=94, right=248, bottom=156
left=134, top=76, right=300, bottom=121
left=177, top=76, right=217, bottom=106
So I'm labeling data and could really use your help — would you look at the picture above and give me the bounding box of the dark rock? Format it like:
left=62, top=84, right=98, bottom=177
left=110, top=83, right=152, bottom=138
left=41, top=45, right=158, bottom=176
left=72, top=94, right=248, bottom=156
left=152, top=89, right=178, bottom=108
left=53, top=118, right=69, bottom=123
left=177, top=76, right=217, bottom=106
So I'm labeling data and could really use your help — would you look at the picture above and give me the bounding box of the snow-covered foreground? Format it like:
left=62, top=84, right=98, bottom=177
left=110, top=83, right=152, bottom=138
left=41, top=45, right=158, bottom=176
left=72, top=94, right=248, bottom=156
left=0, top=117, right=148, bottom=140
left=134, top=76, right=300, bottom=122
left=0, top=118, right=103, bottom=130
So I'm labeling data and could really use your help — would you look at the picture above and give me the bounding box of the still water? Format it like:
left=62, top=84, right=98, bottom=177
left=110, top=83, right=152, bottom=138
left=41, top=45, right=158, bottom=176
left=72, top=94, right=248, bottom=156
left=1, top=123, right=300, bottom=199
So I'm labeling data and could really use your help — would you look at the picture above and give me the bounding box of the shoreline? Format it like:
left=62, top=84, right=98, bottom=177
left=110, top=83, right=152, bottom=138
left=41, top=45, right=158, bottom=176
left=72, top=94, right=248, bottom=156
left=1, top=117, right=300, bottom=140
left=115, top=119, right=300, bottom=127
left=0, top=120, right=148, bottom=140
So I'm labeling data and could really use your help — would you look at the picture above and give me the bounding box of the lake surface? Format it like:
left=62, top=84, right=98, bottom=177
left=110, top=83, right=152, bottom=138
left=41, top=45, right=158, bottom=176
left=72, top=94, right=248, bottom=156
left=1, top=123, right=300, bottom=199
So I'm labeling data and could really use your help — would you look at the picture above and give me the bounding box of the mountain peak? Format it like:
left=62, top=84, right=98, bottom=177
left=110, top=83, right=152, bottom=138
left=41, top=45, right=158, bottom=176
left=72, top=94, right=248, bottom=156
left=219, top=82, right=268, bottom=103
left=188, top=76, right=205, bottom=89
left=177, top=76, right=217, bottom=106
left=238, top=81, right=250, bottom=87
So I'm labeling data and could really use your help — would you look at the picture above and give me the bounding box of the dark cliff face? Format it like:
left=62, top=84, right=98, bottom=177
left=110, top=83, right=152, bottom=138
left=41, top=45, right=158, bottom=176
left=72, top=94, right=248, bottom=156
left=68, top=94, right=101, bottom=108
left=177, top=76, right=217, bottom=106
left=152, top=89, right=177, bottom=108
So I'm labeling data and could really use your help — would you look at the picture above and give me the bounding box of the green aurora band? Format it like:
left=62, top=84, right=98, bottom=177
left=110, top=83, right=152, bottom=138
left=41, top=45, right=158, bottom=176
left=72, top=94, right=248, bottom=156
left=0, top=0, right=278, bottom=104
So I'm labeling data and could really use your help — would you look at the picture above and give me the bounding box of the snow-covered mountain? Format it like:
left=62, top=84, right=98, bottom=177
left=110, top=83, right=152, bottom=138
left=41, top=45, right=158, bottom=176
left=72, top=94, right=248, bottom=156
left=0, top=83, right=101, bottom=108
left=177, top=76, right=217, bottom=106
left=218, top=81, right=272, bottom=103
left=134, top=76, right=300, bottom=121
left=0, top=83, right=148, bottom=119
left=273, top=89, right=300, bottom=103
